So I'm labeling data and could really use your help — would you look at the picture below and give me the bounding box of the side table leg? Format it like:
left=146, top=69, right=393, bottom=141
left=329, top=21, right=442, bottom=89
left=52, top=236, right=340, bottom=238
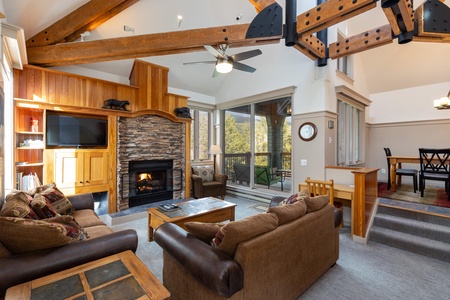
left=148, top=214, right=154, bottom=241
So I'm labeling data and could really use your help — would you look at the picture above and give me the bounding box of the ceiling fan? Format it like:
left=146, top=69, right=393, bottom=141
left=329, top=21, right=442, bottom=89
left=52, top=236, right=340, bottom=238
left=183, top=44, right=262, bottom=77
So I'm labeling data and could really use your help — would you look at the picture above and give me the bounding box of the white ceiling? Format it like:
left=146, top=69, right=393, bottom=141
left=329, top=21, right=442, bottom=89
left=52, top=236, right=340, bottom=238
left=3, top=0, right=450, bottom=97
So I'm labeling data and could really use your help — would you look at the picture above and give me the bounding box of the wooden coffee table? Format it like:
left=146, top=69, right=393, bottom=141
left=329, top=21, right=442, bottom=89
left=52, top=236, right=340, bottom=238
left=5, top=250, right=171, bottom=300
left=148, top=197, right=236, bottom=241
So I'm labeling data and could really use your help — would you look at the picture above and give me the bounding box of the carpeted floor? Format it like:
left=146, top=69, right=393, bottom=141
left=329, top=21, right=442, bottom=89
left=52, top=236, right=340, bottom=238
left=378, top=182, right=450, bottom=208
left=106, top=195, right=450, bottom=300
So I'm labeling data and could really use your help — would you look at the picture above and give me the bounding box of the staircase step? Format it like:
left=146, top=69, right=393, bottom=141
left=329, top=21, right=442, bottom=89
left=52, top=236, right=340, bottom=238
left=370, top=226, right=450, bottom=263
left=377, top=205, right=450, bottom=227
left=373, top=213, right=450, bottom=243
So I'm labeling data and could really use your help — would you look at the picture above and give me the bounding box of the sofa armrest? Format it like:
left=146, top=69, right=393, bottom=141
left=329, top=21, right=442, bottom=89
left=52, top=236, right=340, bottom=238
left=67, top=193, right=95, bottom=211
left=191, top=174, right=204, bottom=185
left=154, top=223, right=243, bottom=298
left=213, top=173, right=228, bottom=184
left=0, top=229, right=138, bottom=297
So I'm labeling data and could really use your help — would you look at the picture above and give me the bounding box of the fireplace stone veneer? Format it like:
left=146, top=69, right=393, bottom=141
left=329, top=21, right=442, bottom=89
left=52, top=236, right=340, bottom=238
left=117, top=114, right=185, bottom=211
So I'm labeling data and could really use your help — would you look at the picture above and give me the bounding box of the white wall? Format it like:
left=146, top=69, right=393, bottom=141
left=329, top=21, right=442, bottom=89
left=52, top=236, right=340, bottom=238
left=367, top=82, right=450, bottom=124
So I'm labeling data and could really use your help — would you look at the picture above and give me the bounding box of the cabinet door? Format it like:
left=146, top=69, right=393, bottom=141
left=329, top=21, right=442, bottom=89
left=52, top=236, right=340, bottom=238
left=54, top=151, right=84, bottom=188
left=84, top=152, right=108, bottom=186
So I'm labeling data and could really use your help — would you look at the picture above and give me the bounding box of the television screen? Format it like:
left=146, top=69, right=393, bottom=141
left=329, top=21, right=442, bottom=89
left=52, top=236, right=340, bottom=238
left=46, top=112, right=108, bottom=148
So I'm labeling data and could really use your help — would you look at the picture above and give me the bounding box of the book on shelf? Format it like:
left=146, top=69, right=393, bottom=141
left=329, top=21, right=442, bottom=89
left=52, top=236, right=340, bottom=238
left=158, top=204, right=180, bottom=212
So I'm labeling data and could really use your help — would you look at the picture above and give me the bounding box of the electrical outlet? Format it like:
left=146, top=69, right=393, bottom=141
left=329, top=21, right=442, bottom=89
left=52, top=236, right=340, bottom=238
left=381, top=169, right=386, bottom=174
left=301, top=159, right=307, bottom=166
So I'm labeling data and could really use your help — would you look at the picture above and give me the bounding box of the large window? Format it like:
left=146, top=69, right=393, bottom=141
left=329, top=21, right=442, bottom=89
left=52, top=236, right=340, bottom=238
left=190, top=109, right=212, bottom=161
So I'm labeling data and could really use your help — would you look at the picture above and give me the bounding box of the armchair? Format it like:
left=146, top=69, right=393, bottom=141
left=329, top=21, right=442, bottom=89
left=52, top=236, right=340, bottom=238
left=191, top=166, right=228, bottom=200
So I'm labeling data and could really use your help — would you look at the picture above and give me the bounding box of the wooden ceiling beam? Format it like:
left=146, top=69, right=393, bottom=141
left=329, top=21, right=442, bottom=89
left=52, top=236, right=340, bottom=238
left=27, top=24, right=282, bottom=67
left=26, top=0, right=139, bottom=47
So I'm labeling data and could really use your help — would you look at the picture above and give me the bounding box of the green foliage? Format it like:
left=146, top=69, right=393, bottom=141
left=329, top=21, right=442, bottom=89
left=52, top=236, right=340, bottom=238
left=224, top=113, right=250, bottom=153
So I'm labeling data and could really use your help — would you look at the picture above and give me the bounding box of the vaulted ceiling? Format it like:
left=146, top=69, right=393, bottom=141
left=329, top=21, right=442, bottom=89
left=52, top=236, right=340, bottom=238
left=3, top=0, right=450, bottom=97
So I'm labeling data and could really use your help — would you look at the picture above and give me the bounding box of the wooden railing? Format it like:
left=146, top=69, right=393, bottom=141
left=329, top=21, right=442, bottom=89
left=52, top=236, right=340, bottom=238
left=223, top=152, right=291, bottom=181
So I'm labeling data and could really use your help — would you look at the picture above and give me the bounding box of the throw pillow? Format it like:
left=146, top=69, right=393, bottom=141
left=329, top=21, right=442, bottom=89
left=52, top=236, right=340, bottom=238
left=44, top=215, right=90, bottom=239
left=35, top=184, right=74, bottom=215
left=185, top=222, right=224, bottom=243
left=30, top=194, right=59, bottom=219
left=304, top=195, right=330, bottom=213
left=0, top=192, right=39, bottom=219
left=211, top=213, right=279, bottom=257
left=268, top=199, right=307, bottom=225
left=192, top=165, right=214, bottom=182
left=0, top=216, right=84, bottom=254
left=278, top=189, right=308, bottom=206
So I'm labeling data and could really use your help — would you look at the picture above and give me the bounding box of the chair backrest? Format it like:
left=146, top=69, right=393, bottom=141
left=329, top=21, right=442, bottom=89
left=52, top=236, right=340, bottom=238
left=419, top=148, right=450, bottom=176
left=384, top=147, right=392, bottom=169
left=233, top=164, right=250, bottom=182
left=305, top=177, right=334, bottom=204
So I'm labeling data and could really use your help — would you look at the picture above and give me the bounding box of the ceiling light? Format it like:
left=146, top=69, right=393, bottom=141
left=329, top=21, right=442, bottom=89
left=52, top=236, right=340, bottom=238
left=177, top=15, right=183, bottom=29
left=215, top=58, right=232, bottom=73
left=434, top=91, right=450, bottom=110
left=80, top=31, right=90, bottom=41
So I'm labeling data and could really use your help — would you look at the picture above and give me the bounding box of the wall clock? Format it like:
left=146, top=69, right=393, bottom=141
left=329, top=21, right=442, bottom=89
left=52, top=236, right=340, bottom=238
left=299, top=122, right=317, bottom=141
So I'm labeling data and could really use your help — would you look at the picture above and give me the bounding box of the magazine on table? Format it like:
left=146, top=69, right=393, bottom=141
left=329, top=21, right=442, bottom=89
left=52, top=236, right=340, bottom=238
left=158, top=203, right=180, bottom=212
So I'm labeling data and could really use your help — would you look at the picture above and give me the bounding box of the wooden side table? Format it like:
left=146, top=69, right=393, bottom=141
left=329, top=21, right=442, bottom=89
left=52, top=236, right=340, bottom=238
left=5, top=251, right=171, bottom=300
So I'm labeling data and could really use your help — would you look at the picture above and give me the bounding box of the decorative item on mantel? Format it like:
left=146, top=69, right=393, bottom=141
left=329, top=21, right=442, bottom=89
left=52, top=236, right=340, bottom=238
left=434, top=90, right=450, bottom=110
left=174, top=107, right=192, bottom=118
left=102, top=99, right=130, bottom=111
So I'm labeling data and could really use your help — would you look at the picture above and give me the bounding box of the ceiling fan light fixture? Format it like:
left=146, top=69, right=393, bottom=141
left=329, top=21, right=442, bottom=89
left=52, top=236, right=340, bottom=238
left=215, top=59, right=232, bottom=73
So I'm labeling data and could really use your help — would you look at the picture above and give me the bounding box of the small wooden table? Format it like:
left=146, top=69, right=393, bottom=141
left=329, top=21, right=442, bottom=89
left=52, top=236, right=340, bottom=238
left=5, top=250, right=171, bottom=300
left=148, top=197, right=236, bottom=241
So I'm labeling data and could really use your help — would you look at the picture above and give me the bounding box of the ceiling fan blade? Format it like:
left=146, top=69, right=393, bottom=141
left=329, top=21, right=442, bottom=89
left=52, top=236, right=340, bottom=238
left=183, top=61, right=216, bottom=65
left=204, top=45, right=223, bottom=58
left=232, top=62, right=256, bottom=73
left=231, top=49, right=262, bottom=62
left=212, top=68, right=221, bottom=78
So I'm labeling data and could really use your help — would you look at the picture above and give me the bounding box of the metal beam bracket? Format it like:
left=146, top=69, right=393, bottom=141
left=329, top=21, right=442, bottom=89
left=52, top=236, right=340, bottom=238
left=423, top=0, right=450, bottom=34
left=246, top=2, right=283, bottom=39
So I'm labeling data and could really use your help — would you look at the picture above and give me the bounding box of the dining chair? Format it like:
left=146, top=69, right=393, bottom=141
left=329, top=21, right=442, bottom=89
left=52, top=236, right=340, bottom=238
left=305, top=177, right=343, bottom=227
left=418, top=148, right=450, bottom=200
left=384, top=148, right=418, bottom=192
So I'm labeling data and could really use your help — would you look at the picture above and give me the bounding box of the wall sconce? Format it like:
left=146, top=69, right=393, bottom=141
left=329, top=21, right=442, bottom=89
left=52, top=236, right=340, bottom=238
left=124, top=25, right=135, bottom=33
left=434, top=90, right=450, bottom=110
left=80, top=31, right=91, bottom=41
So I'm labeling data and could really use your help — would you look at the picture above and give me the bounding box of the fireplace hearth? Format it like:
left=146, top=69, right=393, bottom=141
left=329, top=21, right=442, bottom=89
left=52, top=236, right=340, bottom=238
left=127, top=159, right=178, bottom=207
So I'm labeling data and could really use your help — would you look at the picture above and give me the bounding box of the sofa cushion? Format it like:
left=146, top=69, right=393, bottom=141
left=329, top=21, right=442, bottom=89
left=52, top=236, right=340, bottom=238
left=192, top=165, right=214, bottom=182
left=278, top=189, right=308, bottom=206
left=212, top=213, right=279, bottom=257
left=83, top=225, right=113, bottom=238
left=35, top=184, right=74, bottom=215
left=30, top=194, right=59, bottom=219
left=268, top=200, right=307, bottom=225
left=45, top=215, right=90, bottom=239
left=72, top=209, right=105, bottom=228
left=185, top=222, right=224, bottom=243
left=304, top=195, right=330, bottom=213
left=0, top=216, right=85, bottom=254
left=0, top=192, right=39, bottom=219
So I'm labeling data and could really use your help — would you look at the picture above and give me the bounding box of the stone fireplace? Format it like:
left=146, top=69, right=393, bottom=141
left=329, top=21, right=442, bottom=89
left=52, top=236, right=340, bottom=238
left=116, top=114, right=185, bottom=211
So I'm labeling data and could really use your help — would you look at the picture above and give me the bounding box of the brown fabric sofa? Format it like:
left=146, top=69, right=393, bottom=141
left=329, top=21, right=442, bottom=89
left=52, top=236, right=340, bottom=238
left=0, top=193, right=138, bottom=298
left=155, top=196, right=341, bottom=300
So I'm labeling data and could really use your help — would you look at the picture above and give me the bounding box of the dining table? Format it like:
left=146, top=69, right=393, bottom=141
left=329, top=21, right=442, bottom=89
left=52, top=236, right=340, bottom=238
left=387, top=155, right=450, bottom=191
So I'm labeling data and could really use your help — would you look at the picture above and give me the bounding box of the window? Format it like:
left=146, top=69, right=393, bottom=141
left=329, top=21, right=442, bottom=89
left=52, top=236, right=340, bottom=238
left=335, top=86, right=370, bottom=166
left=190, top=109, right=212, bottom=161
left=336, top=32, right=353, bottom=80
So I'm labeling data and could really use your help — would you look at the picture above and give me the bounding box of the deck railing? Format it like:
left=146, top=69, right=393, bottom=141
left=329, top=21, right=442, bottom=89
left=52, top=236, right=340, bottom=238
left=223, top=152, right=291, bottom=181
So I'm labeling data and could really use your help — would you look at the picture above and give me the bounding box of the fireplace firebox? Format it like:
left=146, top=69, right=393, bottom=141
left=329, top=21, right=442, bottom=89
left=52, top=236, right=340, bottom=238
left=127, top=159, right=177, bottom=207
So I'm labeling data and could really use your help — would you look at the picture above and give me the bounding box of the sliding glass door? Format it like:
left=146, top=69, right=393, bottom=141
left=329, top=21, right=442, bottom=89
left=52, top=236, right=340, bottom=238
left=222, top=98, right=291, bottom=190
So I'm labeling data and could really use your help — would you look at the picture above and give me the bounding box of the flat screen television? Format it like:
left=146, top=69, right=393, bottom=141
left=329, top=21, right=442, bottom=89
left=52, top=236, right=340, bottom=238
left=46, top=111, right=108, bottom=148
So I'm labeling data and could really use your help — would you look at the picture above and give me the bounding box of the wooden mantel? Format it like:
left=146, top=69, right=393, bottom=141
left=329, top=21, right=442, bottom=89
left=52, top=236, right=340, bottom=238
left=13, top=61, right=191, bottom=213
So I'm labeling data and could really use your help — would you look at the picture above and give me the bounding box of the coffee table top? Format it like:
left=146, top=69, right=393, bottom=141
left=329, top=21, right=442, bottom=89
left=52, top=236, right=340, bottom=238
left=148, top=197, right=236, bottom=221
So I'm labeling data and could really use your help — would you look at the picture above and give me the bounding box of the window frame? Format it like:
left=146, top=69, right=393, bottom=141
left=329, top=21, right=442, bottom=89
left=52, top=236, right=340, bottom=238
left=190, top=107, right=213, bottom=162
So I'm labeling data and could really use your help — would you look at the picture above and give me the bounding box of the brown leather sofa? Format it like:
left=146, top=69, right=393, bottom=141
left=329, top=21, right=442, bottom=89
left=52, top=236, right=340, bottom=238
left=0, top=193, right=138, bottom=298
left=155, top=195, right=342, bottom=300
